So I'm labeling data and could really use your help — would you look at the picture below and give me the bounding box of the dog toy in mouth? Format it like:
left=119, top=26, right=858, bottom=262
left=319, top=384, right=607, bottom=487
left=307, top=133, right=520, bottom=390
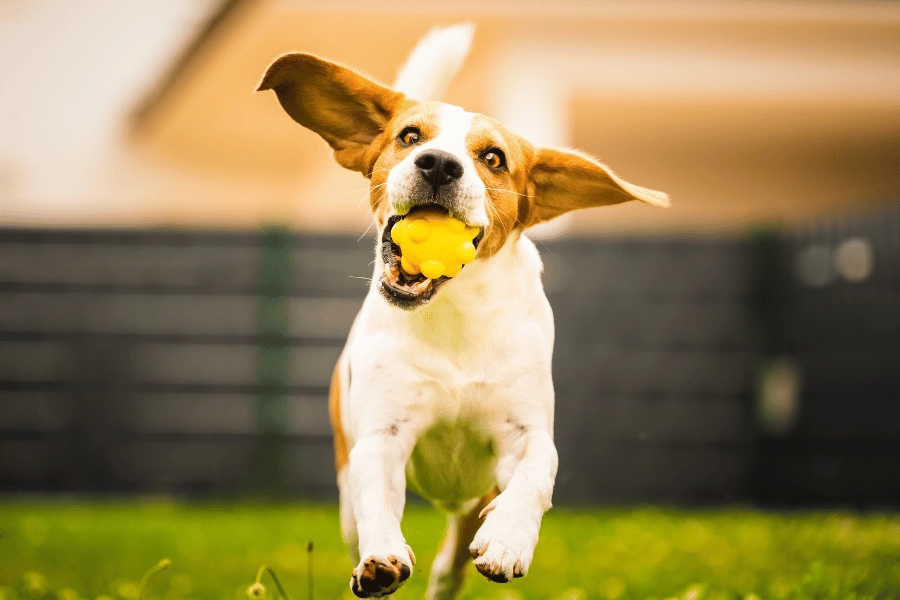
left=390, top=209, right=480, bottom=279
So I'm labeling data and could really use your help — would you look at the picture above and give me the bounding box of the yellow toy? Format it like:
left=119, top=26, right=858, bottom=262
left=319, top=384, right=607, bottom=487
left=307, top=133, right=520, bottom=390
left=390, top=209, right=480, bottom=279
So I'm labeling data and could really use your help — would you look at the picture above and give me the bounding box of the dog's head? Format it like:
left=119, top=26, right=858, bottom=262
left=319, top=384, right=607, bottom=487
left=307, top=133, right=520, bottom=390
left=258, top=54, right=668, bottom=309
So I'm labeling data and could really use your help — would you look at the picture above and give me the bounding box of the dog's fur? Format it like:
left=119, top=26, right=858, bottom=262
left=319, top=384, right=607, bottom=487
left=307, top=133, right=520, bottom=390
left=258, top=27, right=667, bottom=599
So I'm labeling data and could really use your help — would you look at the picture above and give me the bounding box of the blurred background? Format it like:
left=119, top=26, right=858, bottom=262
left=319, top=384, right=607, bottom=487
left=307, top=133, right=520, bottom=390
left=1, top=0, right=898, bottom=507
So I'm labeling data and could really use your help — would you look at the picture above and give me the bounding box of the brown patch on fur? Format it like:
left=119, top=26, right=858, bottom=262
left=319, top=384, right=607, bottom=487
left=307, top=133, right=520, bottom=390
left=257, top=53, right=413, bottom=173
left=465, top=115, right=534, bottom=259
left=436, top=487, right=500, bottom=585
left=366, top=102, right=442, bottom=227
left=521, top=148, right=669, bottom=228
left=328, top=359, right=349, bottom=471
left=458, top=116, right=668, bottom=256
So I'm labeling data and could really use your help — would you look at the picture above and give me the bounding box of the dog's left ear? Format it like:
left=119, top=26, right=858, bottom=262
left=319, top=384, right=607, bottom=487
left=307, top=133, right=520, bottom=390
left=257, top=53, right=407, bottom=174
left=521, top=148, right=669, bottom=228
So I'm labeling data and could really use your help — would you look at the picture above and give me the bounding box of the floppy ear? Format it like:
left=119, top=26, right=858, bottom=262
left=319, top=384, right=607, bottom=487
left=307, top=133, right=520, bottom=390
left=522, top=148, right=669, bottom=228
left=257, top=53, right=407, bottom=173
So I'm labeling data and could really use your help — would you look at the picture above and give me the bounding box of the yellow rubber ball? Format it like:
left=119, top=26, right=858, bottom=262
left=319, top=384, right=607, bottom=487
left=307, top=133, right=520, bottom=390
left=390, top=209, right=480, bottom=280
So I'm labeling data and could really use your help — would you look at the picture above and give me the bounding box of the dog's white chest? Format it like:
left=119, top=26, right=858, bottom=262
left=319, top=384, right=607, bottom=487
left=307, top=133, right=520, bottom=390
left=406, top=420, right=497, bottom=510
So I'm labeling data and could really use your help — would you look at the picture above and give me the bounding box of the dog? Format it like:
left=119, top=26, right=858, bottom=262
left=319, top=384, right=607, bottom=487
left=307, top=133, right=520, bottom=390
left=258, top=25, right=668, bottom=599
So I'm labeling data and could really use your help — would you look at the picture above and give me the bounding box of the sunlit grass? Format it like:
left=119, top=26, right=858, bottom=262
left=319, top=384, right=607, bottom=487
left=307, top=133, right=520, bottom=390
left=1, top=501, right=898, bottom=600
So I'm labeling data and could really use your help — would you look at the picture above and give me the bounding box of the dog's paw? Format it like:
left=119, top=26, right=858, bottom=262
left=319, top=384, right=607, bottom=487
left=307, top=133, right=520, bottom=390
left=349, top=545, right=415, bottom=598
left=468, top=497, right=538, bottom=583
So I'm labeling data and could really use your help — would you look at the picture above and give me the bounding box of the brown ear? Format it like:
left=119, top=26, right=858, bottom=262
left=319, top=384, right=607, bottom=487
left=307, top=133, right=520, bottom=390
left=522, top=148, right=669, bottom=228
left=257, top=53, right=407, bottom=173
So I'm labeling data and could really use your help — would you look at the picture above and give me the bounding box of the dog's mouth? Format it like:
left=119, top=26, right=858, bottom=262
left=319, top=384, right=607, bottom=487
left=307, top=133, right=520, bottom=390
left=378, top=204, right=484, bottom=309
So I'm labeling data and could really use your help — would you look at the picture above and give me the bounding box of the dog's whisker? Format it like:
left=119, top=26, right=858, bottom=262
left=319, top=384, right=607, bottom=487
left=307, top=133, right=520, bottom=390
left=357, top=220, right=376, bottom=242
left=496, top=104, right=527, bottom=129
left=342, top=181, right=388, bottom=198
left=340, top=186, right=373, bottom=198
left=360, top=189, right=388, bottom=211
left=485, top=197, right=505, bottom=225
left=484, top=187, right=528, bottom=198
left=357, top=183, right=389, bottom=210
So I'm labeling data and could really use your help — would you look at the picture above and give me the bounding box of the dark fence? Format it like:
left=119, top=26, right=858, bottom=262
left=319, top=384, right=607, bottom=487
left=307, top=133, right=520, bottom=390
left=1, top=207, right=897, bottom=505
left=0, top=230, right=369, bottom=496
left=749, top=206, right=900, bottom=506
left=543, top=239, right=750, bottom=503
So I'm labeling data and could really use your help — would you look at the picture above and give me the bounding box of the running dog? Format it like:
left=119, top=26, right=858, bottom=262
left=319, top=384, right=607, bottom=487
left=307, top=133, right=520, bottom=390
left=257, top=25, right=668, bottom=599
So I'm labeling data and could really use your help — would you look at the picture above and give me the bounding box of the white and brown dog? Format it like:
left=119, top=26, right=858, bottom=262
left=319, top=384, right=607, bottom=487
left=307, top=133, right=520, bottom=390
left=258, top=26, right=667, bottom=599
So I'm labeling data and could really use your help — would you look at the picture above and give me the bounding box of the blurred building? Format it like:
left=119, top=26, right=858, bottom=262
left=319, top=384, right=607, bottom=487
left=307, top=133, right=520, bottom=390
left=0, top=0, right=898, bottom=504
left=2, top=0, right=898, bottom=234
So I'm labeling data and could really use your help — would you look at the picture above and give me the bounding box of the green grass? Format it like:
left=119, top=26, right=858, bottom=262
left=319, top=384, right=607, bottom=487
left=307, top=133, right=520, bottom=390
left=1, top=501, right=899, bottom=600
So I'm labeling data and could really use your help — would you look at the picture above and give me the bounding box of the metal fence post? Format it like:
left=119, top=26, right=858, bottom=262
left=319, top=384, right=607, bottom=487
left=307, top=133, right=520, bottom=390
left=745, top=227, right=791, bottom=503
left=254, top=227, right=293, bottom=495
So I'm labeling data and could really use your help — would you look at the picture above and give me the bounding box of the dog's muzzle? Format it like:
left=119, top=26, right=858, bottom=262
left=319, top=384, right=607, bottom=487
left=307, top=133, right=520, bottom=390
left=378, top=204, right=483, bottom=310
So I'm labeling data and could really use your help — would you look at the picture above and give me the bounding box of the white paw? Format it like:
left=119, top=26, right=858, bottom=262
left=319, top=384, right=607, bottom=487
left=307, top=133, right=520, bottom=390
left=468, top=496, right=539, bottom=583
left=350, top=544, right=416, bottom=598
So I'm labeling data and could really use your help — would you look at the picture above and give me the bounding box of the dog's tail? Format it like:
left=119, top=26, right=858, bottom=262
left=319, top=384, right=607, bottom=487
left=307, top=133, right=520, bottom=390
left=393, top=23, right=475, bottom=102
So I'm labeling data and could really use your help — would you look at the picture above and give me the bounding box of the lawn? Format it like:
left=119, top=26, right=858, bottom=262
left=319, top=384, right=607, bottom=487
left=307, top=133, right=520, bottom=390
left=1, top=501, right=898, bottom=600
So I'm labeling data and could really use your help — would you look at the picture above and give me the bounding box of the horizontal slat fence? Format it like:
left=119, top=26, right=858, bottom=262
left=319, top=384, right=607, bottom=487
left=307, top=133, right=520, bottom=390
left=542, top=239, right=751, bottom=503
left=754, top=205, right=900, bottom=506
left=0, top=229, right=372, bottom=496
left=1, top=212, right=897, bottom=505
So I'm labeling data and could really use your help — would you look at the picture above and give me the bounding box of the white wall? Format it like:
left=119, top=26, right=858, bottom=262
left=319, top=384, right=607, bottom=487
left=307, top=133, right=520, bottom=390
left=0, top=0, right=216, bottom=223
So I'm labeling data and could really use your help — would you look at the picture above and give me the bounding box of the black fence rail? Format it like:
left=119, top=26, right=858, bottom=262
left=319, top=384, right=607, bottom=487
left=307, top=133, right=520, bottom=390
left=0, top=208, right=897, bottom=505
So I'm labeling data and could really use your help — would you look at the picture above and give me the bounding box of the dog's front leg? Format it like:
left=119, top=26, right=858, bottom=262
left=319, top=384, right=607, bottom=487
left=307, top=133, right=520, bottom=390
left=347, top=431, right=417, bottom=598
left=469, top=428, right=558, bottom=583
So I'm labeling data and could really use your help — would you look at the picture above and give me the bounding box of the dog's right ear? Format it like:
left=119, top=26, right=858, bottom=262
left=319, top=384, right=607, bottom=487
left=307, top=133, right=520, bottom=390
left=257, top=53, right=407, bottom=174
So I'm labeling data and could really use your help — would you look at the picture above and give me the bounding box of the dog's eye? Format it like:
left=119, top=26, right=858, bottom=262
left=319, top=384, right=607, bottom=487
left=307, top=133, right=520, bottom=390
left=398, top=127, right=421, bottom=146
left=481, top=148, right=506, bottom=171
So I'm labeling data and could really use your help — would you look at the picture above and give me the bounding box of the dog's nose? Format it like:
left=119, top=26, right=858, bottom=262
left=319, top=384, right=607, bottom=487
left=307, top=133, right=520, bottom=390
left=414, top=150, right=463, bottom=188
